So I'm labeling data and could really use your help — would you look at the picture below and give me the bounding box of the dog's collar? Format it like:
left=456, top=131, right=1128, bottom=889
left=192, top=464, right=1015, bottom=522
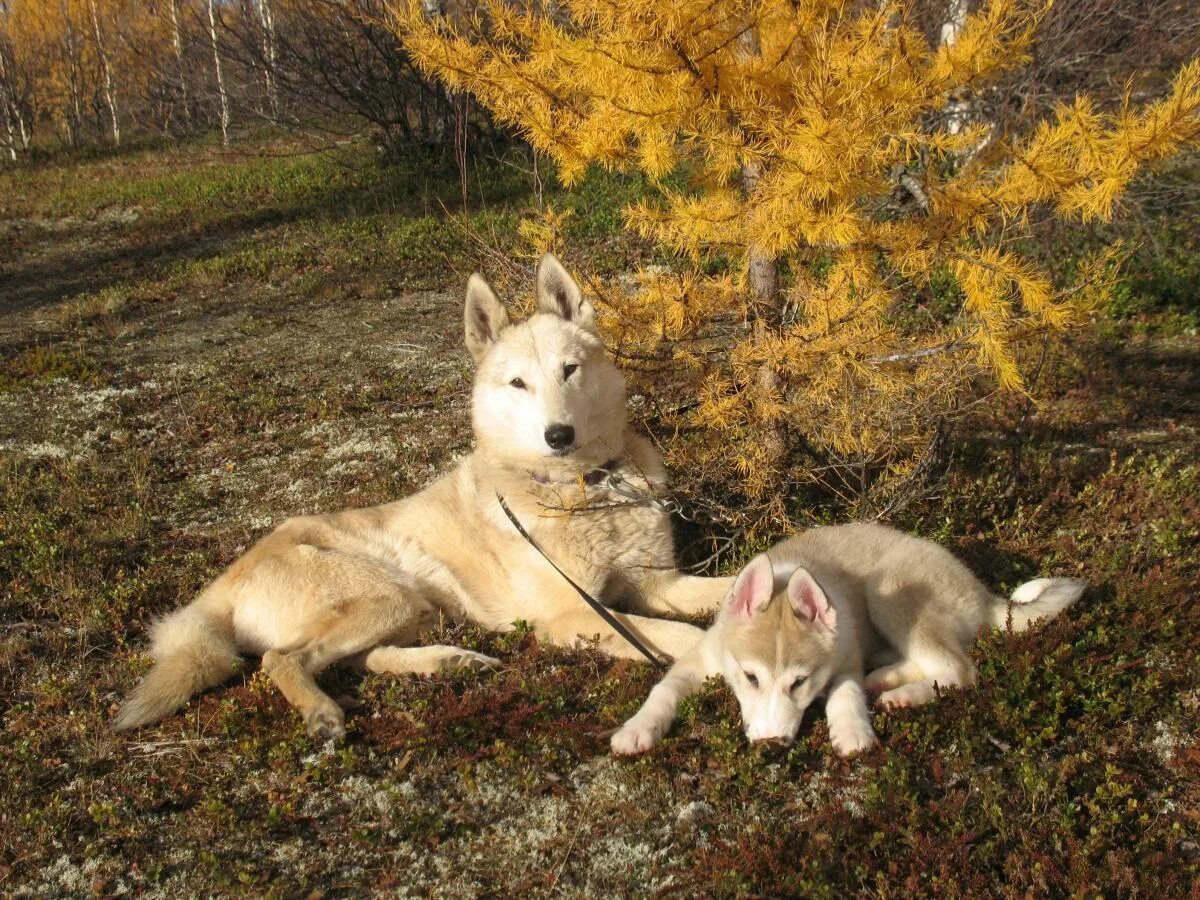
left=530, top=458, right=621, bottom=487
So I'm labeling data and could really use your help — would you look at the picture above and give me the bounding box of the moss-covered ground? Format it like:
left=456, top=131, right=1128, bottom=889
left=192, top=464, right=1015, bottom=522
left=1, top=138, right=1197, bottom=896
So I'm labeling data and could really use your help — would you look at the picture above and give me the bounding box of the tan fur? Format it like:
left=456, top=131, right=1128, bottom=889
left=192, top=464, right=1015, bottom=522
left=612, top=523, right=1085, bottom=756
left=114, top=254, right=732, bottom=738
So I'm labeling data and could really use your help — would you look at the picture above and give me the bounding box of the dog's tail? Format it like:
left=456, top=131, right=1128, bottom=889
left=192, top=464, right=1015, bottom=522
left=111, top=599, right=240, bottom=732
left=988, top=577, right=1086, bottom=632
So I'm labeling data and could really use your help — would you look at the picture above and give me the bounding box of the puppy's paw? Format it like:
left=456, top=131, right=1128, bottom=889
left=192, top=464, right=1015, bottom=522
left=829, top=719, right=878, bottom=757
left=878, top=682, right=935, bottom=709
left=611, top=720, right=662, bottom=756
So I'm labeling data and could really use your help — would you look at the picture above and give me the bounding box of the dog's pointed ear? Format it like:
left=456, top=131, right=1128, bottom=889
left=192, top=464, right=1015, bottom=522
left=786, top=567, right=836, bottom=632
left=728, top=554, right=775, bottom=619
left=464, top=273, right=510, bottom=364
left=536, top=253, right=595, bottom=332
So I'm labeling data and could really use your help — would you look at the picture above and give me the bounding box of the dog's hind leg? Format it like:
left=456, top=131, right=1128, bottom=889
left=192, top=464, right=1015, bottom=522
left=864, top=659, right=924, bottom=695
left=263, top=644, right=354, bottom=740
left=866, top=575, right=980, bottom=710
left=258, top=546, right=438, bottom=739
left=538, top=607, right=704, bottom=661
left=875, top=642, right=976, bottom=710
left=629, top=571, right=735, bottom=618
left=362, top=645, right=499, bottom=676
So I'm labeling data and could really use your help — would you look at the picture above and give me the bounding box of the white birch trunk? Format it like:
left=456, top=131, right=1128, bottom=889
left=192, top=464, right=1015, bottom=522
left=0, top=41, right=18, bottom=161
left=0, top=9, right=28, bottom=152
left=258, top=0, right=279, bottom=119
left=9, top=92, right=28, bottom=151
left=88, top=0, right=120, bottom=146
left=207, top=0, right=230, bottom=146
left=169, top=0, right=191, bottom=127
left=421, top=0, right=448, bottom=141
left=940, top=0, right=971, bottom=135
left=61, top=4, right=84, bottom=147
left=9, top=52, right=27, bottom=150
left=1, top=100, right=16, bottom=162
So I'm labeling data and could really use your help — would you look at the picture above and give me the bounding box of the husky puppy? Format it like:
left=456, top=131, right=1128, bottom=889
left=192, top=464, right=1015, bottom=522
left=611, top=523, right=1085, bottom=756
left=114, top=254, right=732, bottom=738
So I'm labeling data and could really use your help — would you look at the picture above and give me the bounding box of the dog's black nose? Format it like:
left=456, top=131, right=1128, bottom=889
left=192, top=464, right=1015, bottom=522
left=544, top=424, right=575, bottom=450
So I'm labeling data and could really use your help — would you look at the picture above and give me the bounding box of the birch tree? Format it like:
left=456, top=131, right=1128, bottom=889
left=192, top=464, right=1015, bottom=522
left=940, top=0, right=972, bottom=134
left=167, top=0, right=191, bottom=129
left=0, top=17, right=31, bottom=159
left=59, top=0, right=85, bottom=147
left=207, top=0, right=230, bottom=145
left=87, top=0, right=119, bottom=145
left=256, top=0, right=279, bottom=119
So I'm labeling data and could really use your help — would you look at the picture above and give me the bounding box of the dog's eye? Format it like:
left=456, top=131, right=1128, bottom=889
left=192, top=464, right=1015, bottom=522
left=744, top=672, right=759, bottom=688
left=509, top=377, right=527, bottom=390
left=790, top=676, right=808, bottom=693
left=562, top=363, right=578, bottom=380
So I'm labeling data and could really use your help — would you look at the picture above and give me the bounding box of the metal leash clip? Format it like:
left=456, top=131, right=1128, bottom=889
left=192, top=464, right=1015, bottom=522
left=602, top=471, right=694, bottom=522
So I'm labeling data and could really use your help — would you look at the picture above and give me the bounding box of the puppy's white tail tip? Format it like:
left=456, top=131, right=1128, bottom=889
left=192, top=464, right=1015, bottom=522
left=991, top=577, right=1086, bottom=632
left=111, top=604, right=239, bottom=732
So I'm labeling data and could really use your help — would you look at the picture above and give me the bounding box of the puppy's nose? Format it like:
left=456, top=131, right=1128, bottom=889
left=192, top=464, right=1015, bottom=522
left=544, top=424, right=575, bottom=450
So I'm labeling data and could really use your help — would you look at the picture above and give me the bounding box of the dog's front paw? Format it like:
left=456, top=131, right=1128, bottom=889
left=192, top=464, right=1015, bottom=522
left=829, top=719, right=877, bottom=757
left=611, top=720, right=662, bottom=755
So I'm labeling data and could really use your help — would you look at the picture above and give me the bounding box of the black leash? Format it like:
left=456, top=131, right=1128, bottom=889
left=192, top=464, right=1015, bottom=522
left=495, top=492, right=667, bottom=671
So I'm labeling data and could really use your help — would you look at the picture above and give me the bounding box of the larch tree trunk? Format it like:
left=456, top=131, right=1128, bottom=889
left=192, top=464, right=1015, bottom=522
left=736, top=18, right=785, bottom=468
left=735, top=23, right=780, bottom=319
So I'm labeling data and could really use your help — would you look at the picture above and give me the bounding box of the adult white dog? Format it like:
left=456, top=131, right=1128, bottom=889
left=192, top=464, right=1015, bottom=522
left=114, top=254, right=731, bottom=739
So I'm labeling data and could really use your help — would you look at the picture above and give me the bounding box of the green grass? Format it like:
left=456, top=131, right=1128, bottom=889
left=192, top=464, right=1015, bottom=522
left=1, top=137, right=527, bottom=222
left=1, top=137, right=1198, bottom=895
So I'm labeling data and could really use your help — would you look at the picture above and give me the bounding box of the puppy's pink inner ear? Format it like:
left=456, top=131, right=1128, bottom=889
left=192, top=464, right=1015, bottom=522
left=788, top=569, right=837, bottom=631
left=730, top=557, right=773, bottom=619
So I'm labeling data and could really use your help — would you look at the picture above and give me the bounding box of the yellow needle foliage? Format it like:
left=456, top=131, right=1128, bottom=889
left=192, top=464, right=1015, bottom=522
left=394, top=0, right=1200, bottom=519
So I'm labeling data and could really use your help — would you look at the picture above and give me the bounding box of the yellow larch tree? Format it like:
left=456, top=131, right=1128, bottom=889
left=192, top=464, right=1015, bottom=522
left=393, top=0, right=1200, bottom=525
